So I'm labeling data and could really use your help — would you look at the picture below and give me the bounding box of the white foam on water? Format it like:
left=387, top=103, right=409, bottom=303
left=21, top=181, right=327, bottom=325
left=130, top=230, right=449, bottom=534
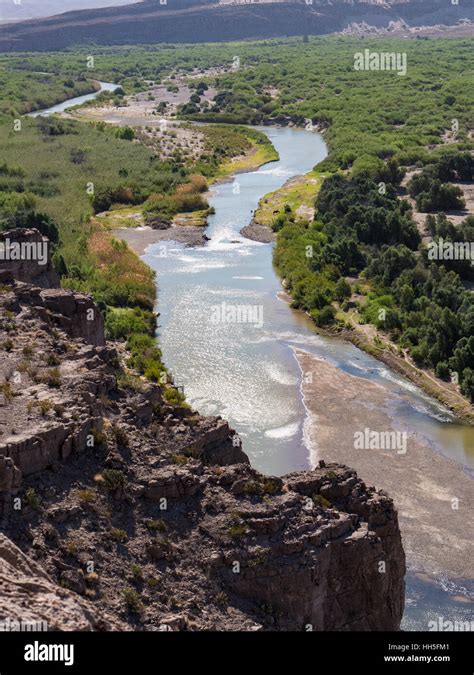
left=265, top=421, right=300, bottom=439
left=205, top=223, right=251, bottom=251
left=281, top=331, right=326, bottom=349
left=206, top=287, right=264, bottom=299
left=246, top=334, right=275, bottom=345
left=291, top=345, right=320, bottom=468
left=265, top=362, right=299, bottom=386
left=258, top=167, right=294, bottom=177
left=176, top=254, right=199, bottom=262
left=403, top=399, right=454, bottom=423
left=245, top=329, right=325, bottom=349
left=207, top=242, right=248, bottom=253
left=232, top=276, right=264, bottom=280
left=173, top=257, right=233, bottom=274
left=347, top=360, right=374, bottom=373
left=378, top=367, right=423, bottom=393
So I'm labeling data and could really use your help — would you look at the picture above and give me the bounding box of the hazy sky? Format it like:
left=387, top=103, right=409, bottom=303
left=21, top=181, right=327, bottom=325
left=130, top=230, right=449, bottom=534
left=0, top=0, right=139, bottom=21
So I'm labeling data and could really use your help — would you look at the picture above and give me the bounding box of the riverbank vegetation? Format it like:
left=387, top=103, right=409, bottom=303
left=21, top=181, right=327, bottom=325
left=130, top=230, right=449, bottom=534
left=254, top=170, right=325, bottom=229
left=197, top=124, right=278, bottom=179
left=274, top=161, right=474, bottom=403
left=3, top=36, right=471, bottom=165
left=0, top=85, right=275, bottom=392
left=0, top=36, right=473, bottom=404
left=0, top=69, right=97, bottom=116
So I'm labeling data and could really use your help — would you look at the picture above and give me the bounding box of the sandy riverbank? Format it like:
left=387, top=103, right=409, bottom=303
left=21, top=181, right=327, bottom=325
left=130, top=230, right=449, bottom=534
left=344, top=328, right=474, bottom=424
left=295, top=348, right=474, bottom=582
left=112, top=225, right=208, bottom=254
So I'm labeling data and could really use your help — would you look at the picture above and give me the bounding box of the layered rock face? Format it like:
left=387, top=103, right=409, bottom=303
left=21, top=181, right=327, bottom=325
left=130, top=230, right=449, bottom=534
left=0, top=230, right=405, bottom=631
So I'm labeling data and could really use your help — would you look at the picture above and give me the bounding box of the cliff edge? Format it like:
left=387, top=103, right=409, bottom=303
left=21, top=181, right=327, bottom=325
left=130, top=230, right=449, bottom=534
left=0, top=229, right=405, bottom=631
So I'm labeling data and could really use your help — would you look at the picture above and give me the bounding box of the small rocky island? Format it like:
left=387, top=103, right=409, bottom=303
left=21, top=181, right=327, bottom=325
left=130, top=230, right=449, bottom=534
left=0, top=229, right=405, bottom=631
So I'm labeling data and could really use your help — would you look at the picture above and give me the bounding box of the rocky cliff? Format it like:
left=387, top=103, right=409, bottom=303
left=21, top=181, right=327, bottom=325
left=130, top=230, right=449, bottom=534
left=0, top=533, right=124, bottom=631
left=0, top=229, right=405, bottom=631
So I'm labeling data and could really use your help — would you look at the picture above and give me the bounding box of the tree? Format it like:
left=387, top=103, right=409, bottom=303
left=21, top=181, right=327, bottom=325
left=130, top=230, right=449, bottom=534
left=400, top=284, right=414, bottom=311
left=334, top=278, right=351, bottom=303
left=367, top=245, right=417, bottom=287
left=460, top=368, right=474, bottom=402
left=435, top=361, right=450, bottom=381
left=313, top=305, right=336, bottom=327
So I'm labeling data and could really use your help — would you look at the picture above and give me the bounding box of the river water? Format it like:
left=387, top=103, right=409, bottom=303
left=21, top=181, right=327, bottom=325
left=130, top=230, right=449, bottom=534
left=143, top=127, right=473, bottom=475
left=28, top=81, right=118, bottom=117
left=142, top=126, right=473, bottom=630
left=29, top=83, right=472, bottom=630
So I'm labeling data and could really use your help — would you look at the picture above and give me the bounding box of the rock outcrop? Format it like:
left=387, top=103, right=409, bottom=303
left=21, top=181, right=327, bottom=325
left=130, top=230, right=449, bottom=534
left=0, top=534, right=123, bottom=631
left=0, top=230, right=405, bottom=631
left=13, top=285, right=106, bottom=347
left=146, top=216, right=172, bottom=231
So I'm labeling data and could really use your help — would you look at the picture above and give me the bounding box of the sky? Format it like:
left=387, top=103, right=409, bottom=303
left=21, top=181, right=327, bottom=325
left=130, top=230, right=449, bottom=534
left=0, top=0, right=139, bottom=21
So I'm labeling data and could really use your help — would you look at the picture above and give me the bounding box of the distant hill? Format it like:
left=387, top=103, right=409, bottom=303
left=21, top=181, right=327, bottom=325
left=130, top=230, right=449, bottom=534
left=0, top=0, right=137, bottom=22
left=0, top=0, right=472, bottom=51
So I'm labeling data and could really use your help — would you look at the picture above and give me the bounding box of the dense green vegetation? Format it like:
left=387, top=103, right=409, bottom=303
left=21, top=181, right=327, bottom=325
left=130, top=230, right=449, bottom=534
left=177, top=37, right=474, bottom=170
left=0, top=36, right=473, bottom=402
left=0, top=115, right=186, bottom=254
left=407, top=153, right=472, bottom=212
left=143, top=173, right=208, bottom=221
left=2, top=36, right=472, bottom=167
left=426, top=213, right=474, bottom=282
left=274, top=164, right=474, bottom=401
left=191, top=124, right=277, bottom=178
left=0, top=68, right=96, bottom=116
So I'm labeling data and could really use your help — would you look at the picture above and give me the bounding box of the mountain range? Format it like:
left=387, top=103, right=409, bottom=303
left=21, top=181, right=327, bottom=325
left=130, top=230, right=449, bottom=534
left=0, top=0, right=472, bottom=51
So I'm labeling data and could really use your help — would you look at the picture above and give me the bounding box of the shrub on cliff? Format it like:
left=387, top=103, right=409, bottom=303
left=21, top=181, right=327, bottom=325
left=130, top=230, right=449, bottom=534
left=105, top=308, right=155, bottom=341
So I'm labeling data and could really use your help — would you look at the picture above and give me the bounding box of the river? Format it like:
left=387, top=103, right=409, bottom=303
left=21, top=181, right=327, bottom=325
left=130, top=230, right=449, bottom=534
left=141, top=126, right=473, bottom=630
left=29, top=83, right=473, bottom=630
left=28, top=81, right=118, bottom=117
